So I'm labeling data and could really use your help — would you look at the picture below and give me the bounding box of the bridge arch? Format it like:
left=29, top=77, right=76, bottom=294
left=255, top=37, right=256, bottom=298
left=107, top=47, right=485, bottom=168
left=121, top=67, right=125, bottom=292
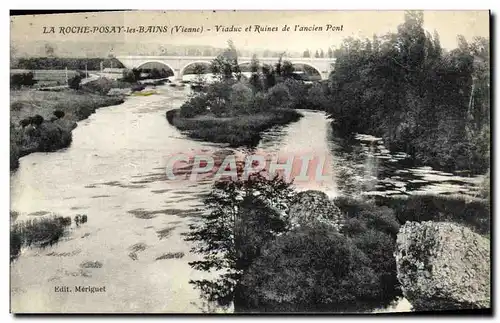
left=179, top=61, right=212, bottom=78
left=290, top=62, right=322, bottom=81
left=135, top=60, right=176, bottom=78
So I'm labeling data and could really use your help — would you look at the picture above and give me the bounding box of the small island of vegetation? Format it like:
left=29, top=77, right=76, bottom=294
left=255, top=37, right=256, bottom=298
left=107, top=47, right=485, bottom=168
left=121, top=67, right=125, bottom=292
left=166, top=41, right=329, bottom=147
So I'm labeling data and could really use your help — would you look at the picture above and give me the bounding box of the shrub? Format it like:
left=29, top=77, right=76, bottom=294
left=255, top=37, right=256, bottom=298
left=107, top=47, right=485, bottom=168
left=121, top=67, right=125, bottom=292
left=229, top=82, right=254, bottom=114
left=266, top=83, right=292, bottom=109
left=68, top=74, right=82, bottom=90
left=31, top=114, right=44, bottom=127
left=10, top=230, right=22, bottom=261
left=306, top=83, right=328, bottom=110
left=53, top=110, right=65, bottom=119
left=11, top=72, right=36, bottom=89
left=204, top=81, right=234, bottom=116
left=238, top=224, right=382, bottom=312
left=81, top=77, right=112, bottom=95
left=335, top=197, right=402, bottom=305
left=149, top=68, right=171, bottom=79
left=335, top=196, right=400, bottom=238
left=37, top=122, right=72, bottom=152
left=282, top=78, right=308, bottom=107
left=179, top=94, right=209, bottom=118
left=131, top=83, right=146, bottom=92
left=250, top=92, right=270, bottom=113
left=19, top=118, right=31, bottom=128
left=11, top=102, right=24, bottom=111
left=122, top=68, right=136, bottom=82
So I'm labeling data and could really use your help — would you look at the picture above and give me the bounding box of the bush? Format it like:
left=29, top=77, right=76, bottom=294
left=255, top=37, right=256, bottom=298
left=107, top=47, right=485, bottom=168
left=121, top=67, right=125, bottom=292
left=81, top=77, right=112, bottom=95
left=229, top=83, right=254, bottom=114
left=11, top=72, right=36, bottom=89
left=335, top=196, right=400, bottom=238
left=250, top=92, right=270, bottom=113
left=31, top=114, right=44, bottom=127
left=130, top=84, right=146, bottom=92
left=238, top=224, right=383, bottom=312
left=68, top=74, right=82, bottom=90
left=122, top=69, right=136, bottom=82
left=19, top=118, right=31, bottom=128
left=306, top=83, right=328, bottom=110
left=204, top=81, right=234, bottom=116
left=53, top=110, right=65, bottom=119
left=148, top=68, right=171, bottom=79
left=282, top=78, right=308, bottom=108
left=11, top=102, right=24, bottom=111
left=179, top=94, right=209, bottom=118
left=266, top=83, right=292, bottom=109
left=37, top=122, right=72, bottom=152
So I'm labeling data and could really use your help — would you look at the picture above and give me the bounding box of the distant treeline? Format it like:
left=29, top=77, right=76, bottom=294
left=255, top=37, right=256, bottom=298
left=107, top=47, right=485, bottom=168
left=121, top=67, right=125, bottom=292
left=12, top=57, right=125, bottom=70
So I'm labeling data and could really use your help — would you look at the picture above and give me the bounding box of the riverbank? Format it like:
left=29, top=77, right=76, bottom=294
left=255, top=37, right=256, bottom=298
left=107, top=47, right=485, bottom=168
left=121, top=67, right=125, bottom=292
left=10, top=88, right=125, bottom=170
left=167, top=108, right=303, bottom=147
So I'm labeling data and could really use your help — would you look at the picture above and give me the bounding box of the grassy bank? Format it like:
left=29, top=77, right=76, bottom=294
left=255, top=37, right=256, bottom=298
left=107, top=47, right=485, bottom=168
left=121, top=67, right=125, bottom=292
left=167, top=108, right=302, bottom=147
left=10, top=88, right=125, bottom=170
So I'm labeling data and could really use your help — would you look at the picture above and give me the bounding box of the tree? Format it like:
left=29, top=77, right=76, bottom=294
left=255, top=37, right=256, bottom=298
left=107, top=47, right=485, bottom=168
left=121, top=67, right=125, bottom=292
left=31, top=115, right=44, bottom=127
left=185, top=173, right=296, bottom=309
left=320, top=49, right=325, bottom=58
left=327, top=47, right=333, bottom=58
left=193, top=63, right=208, bottom=84
left=122, top=69, right=136, bottom=82
left=261, top=64, right=276, bottom=90
left=249, top=55, right=262, bottom=92
left=326, top=10, right=490, bottom=173
left=315, top=50, right=320, bottom=58
left=68, top=74, right=82, bottom=90
left=281, top=61, right=295, bottom=79
left=45, top=43, right=56, bottom=57
left=302, top=49, right=310, bottom=58
left=229, top=83, right=254, bottom=114
left=211, top=40, right=241, bottom=81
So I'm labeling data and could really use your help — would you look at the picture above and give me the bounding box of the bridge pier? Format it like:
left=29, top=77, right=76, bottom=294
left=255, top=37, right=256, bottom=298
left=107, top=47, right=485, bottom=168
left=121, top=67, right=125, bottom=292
left=173, top=69, right=182, bottom=82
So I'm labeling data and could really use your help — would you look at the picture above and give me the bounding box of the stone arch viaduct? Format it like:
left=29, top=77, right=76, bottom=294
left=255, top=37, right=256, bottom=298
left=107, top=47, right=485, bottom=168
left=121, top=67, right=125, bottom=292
left=115, top=56, right=335, bottom=80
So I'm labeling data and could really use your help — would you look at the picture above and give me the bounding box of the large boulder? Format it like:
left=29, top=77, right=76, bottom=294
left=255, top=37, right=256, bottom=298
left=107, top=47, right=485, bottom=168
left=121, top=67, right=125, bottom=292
left=395, top=221, right=490, bottom=311
left=288, top=190, right=343, bottom=230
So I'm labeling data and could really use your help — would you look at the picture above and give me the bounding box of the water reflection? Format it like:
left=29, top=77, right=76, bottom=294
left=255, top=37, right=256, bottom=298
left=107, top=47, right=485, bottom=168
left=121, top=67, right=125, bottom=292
left=330, top=133, right=484, bottom=197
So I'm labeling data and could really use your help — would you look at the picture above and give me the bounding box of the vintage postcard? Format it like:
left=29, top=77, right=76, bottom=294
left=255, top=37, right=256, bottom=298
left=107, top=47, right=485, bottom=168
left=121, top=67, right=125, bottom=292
left=10, top=10, right=491, bottom=314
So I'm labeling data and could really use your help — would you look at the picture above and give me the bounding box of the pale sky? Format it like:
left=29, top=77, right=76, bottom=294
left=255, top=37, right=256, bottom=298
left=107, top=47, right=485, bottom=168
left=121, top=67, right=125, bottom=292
left=11, top=10, right=490, bottom=56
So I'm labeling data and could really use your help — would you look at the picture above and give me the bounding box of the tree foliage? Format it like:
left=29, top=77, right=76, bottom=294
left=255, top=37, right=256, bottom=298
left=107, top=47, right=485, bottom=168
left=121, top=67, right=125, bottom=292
left=184, top=173, right=296, bottom=308
left=327, top=10, right=490, bottom=173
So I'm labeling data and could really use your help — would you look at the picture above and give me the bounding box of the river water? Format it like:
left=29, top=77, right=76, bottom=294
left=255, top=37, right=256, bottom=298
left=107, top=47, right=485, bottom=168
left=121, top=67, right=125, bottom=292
left=10, top=83, right=484, bottom=313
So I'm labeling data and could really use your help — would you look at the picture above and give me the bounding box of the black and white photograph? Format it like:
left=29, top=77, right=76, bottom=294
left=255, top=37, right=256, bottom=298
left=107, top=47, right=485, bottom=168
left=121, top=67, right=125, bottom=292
left=9, top=9, right=491, bottom=314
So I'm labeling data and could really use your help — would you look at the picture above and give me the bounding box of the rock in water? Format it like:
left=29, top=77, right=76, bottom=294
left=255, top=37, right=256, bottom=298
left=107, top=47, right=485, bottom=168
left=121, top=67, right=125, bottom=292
left=395, top=221, right=490, bottom=311
left=288, top=190, right=343, bottom=229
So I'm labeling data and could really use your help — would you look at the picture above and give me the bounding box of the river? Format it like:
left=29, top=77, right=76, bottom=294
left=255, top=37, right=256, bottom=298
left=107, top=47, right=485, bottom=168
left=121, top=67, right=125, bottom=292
left=10, top=83, right=484, bottom=313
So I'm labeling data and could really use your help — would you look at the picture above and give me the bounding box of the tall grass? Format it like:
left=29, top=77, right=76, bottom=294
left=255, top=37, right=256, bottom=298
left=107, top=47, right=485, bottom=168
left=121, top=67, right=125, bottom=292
left=11, top=216, right=72, bottom=261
